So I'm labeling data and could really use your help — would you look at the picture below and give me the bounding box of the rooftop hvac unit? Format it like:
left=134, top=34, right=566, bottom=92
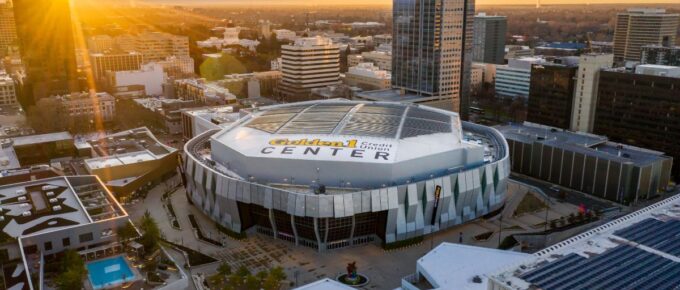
left=0, top=216, right=4, bottom=222
left=17, top=196, right=26, bottom=202
left=16, top=189, right=26, bottom=195
left=49, top=198, right=58, bottom=204
left=22, top=211, right=31, bottom=217
left=52, top=205, right=62, bottom=211
left=20, top=203, right=30, bottom=208
left=42, top=185, right=57, bottom=191
left=46, top=192, right=54, bottom=197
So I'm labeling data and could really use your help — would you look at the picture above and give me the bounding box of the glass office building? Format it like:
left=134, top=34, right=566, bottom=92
left=392, top=0, right=474, bottom=119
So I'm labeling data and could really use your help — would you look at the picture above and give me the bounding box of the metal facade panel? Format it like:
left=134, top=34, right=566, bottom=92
left=371, top=190, right=381, bottom=212
left=333, top=195, right=345, bottom=218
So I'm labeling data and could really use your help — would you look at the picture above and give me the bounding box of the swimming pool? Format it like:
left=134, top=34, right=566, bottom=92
left=86, top=256, right=135, bottom=289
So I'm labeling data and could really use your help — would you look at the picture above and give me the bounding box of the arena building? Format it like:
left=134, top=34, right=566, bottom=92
left=182, top=100, right=510, bottom=250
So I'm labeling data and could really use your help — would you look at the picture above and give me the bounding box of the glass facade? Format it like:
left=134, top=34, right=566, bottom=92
left=392, top=0, right=473, bottom=117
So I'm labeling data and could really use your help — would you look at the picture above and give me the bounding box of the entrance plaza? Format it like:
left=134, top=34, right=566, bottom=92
left=126, top=175, right=597, bottom=289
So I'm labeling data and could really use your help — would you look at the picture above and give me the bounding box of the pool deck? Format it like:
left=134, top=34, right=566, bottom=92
left=85, top=255, right=142, bottom=290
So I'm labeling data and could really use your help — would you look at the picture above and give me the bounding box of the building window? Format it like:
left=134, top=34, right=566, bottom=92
left=62, top=237, right=71, bottom=247
left=44, top=241, right=52, bottom=251
left=79, top=233, right=94, bottom=243
left=24, top=245, right=38, bottom=255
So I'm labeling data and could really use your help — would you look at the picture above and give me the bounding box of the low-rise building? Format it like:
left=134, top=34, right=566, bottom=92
left=0, top=70, right=17, bottom=105
left=344, top=63, right=391, bottom=90
left=180, top=105, right=239, bottom=140
left=83, top=127, right=179, bottom=198
left=0, top=176, right=129, bottom=290
left=7, top=132, right=76, bottom=166
left=133, top=98, right=200, bottom=134
left=505, top=45, right=534, bottom=62
left=174, top=78, right=238, bottom=105
left=640, top=45, right=680, bottom=66
left=497, top=122, right=673, bottom=204
left=495, top=57, right=549, bottom=98
left=157, top=56, right=195, bottom=79
left=106, top=63, right=165, bottom=96
left=273, top=29, right=297, bottom=42
left=52, top=92, right=116, bottom=122
left=348, top=50, right=392, bottom=71
left=401, top=243, right=530, bottom=290
left=489, top=193, right=680, bottom=290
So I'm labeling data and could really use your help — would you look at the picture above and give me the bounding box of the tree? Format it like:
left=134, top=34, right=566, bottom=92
left=56, top=250, right=86, bottom=290
left=218, top=262, right=232, bottom=277
left=26, top=98, right=69, bottom=133
left=117, top=221, right=138, bottom=247
left=139, top=211, right=161, bottom=253
left=199, top=54, right=248, bottom=81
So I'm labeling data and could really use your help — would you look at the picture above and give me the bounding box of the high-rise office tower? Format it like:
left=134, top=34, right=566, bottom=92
left=278, top=37, right=340, bottom=102
left=570, top=53, right=614, bottom=133
left=613, top=8, right=679, bottom=62
left=13, top=0, right=80, bottom=104
left=472, top=13, right=507, bottom=65
left=392, top=0, right=474, bottom=118
left=527, top=61, right=578, bottom=129
left=594, top=65, right=680, bottom=178
left=0, top=0, right=17, bottom=57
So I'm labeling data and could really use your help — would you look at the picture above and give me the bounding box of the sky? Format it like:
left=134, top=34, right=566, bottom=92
left=142, top=0, right=680, bottom=6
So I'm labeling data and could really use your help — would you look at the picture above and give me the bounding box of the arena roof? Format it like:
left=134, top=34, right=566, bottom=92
left=206, top=100, right=491, bottom=188
left=211, top=100, right=477, bottom=166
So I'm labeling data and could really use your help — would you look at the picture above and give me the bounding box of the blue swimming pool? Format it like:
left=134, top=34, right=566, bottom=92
left=86, top=256, right=135, bottom=289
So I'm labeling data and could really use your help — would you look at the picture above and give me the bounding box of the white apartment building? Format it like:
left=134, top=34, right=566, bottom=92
left=344, top=62, right=391, bottom=90
left=495, top=57, right=548, bottom=98
left=348, top=50, right=392, bottom=71
left=273, top=29, right=298, bottom=42
left=278, top=36, right=340, bottom=101
left=107, top=63, right=165, bottom=96
left=0, top=70, right=16, bottom=105
left=570, top=53, right=614, bottom=133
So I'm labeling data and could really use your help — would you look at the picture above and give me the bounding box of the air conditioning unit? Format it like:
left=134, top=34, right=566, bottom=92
left=49, top=198, right=58, bottom=204
left=21, top=211, right=31, bottom=217
left=46, top=192, right=55, bottom=197
left=52, top=205, right=62, bottom=211
left=18, top=196, right=26, bottom=202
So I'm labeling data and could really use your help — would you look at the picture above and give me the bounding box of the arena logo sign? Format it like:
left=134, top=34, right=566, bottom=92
left=260, top=138, right=395, bottom=161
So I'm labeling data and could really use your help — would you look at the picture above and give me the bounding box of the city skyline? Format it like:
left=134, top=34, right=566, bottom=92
left=134, top=0, right=680, bottom=6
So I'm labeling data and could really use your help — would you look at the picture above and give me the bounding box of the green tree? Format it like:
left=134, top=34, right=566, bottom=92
left=117, top=221, right=138, bottom=247
left=199, top=54, right=248, bottom=81
left=26, top=98, right=69, bottom=133
left=56, top=250, right=86, bottom=290
left=218, top=262, right=232, bottom=277
left=139, top=211, right=161, bottom=253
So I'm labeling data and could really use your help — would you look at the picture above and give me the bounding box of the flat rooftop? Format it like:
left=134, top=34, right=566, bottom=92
left=411, top=243, right=530, bottom=290
left=11, top=132, right=73, bottom=147
left=355, top=89, right=445, bottom=103
left=489, top=194, right=680, bottom=290
left=0, top=176, right=125, bottom=238
left=496, top=122, right=670, bottom=166
left=85, top=127, right=176, bottom=170
left=294, top=278, right=354, bottom=290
